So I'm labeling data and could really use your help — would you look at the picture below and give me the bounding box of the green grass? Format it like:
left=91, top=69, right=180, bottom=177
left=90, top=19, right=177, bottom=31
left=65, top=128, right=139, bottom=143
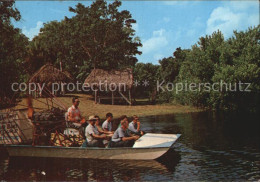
left=8, top=94, right=202, bottom=119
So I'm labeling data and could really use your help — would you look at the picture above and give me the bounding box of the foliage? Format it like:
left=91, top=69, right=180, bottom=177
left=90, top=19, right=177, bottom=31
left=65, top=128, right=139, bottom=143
left=164, top=26, right=260, bottom=111
left=133, top=63, right=160, bottom=102
left=28, top=0, right=142, bottom=81
left=0, top=0, right=28, bottom=106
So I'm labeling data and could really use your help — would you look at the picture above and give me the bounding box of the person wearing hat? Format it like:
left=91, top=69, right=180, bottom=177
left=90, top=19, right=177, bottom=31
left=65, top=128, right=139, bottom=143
left=84, top=115, right=106, bottom=147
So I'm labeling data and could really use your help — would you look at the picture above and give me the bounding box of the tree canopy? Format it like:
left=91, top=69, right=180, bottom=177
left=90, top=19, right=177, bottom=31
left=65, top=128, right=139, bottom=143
left=0, top=0, right=28, bottom=106
left=29, top=0, right=142, bottom=81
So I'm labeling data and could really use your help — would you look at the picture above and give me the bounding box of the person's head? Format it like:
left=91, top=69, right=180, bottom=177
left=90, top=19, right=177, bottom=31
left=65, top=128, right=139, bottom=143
left=121, top=120, right=129, bottom=130
left=106, top=113, right=113, bottom=122
left=119, top=115, right=128, bottom=122
left=132, top=115, right=139, bottom=123
left=94, top=115, right=100, bottom=125
left=88, top=115, right=97, bottom=125
left=72, top=97, right=80, bottom=108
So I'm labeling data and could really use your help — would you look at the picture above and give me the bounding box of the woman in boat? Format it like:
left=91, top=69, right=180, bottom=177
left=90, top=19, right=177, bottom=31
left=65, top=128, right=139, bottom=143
left=110, top=120, right=139, bottom=148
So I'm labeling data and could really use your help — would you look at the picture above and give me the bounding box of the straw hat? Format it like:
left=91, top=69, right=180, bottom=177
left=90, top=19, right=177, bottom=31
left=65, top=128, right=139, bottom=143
left=88, top=115, right=97, bottom=121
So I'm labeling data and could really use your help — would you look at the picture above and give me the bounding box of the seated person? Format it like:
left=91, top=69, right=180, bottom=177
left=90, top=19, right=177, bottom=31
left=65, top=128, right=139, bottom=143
left=128, top=115, right=145, bottom=136
left=94, top=115, right=113, bottom=136
left=116, top=115, right=128, bottom=129
left=84, top=115, right=106, bottom=147
left=102, top=113, right=114, bottom=133
left=94, top=115, right=112, bottom=147
left=67, top=97, right=86, bottom=127
left=110, top=120, right=139, bottom=148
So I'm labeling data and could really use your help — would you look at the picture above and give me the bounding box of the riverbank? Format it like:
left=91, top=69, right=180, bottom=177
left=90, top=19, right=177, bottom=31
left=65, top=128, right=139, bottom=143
left=7, top=94, right=202, bottom=119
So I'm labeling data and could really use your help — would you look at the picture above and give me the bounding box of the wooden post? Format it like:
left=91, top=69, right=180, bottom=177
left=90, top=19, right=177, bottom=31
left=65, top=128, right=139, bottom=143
left=118, top=91, right=131, bottom=105
left=95, top=90, right=97, bottom=104
left=112, top=91, right=114, bottom=105
left=128, top=89, right=132, bottom=105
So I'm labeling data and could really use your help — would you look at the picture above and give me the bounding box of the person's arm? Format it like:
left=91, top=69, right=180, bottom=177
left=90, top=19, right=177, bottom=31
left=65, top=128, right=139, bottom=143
left=122, top=135, right=139, bottom=141
left=118, top=129, right=139, bottom=141
left=137, top=121, right=140, bottom=131
left=68, top=109, right=76, bottom=122
left=128, top=123, right=138, bottom=133
left=97, top=126, right=104, bottom=134
left=92, top=133, right=106, bottom=139
left=103, top=130, right=113, bottom=134
left=102, top=122, right=109, bottom=132
left=78, top=109, right=82, bottom=120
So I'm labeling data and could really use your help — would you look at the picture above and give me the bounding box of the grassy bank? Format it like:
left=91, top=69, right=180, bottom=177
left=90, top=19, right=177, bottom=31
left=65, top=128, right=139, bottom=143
left=9, top=94, right=202, bottom=119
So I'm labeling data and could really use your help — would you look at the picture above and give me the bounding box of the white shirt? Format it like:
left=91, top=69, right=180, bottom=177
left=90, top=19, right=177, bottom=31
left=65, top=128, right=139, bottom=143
left=85, top=124, right=99, bottom=142
left=102, top=120, right=112, bottom=131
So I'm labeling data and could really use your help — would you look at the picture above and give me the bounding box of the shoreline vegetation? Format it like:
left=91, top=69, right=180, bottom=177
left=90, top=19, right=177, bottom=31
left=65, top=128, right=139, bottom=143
left=1, top=1, right=259, bottom=113
left=6, top=94, right=202, bottom=119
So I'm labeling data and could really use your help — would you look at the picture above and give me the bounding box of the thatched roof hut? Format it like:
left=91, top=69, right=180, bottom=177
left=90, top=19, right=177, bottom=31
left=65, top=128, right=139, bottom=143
left=29, top=64, right=73, bottom=84
left=84, top=68, right=133, bottom=105
left=84, top=68, right=133, bottom=89
left=29, top=64, right=73, bottom=97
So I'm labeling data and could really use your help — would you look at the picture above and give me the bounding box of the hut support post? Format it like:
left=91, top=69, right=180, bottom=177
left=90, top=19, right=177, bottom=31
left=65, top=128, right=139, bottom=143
left=95, top=90, right=97, bottom=104
left=118, top=91, right=131, bottom=105
left=112, top=91, right=114, bottom=105
left=128, top=89, right=132, bottom=105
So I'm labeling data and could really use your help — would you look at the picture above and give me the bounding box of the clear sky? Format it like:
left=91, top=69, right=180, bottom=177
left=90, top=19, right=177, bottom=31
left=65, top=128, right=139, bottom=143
left=13, top=1, right=259, bottom=64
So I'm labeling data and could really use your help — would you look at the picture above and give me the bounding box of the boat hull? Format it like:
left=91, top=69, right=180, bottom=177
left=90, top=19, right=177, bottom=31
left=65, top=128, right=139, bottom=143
left=7, top=145, right=170, bottom=160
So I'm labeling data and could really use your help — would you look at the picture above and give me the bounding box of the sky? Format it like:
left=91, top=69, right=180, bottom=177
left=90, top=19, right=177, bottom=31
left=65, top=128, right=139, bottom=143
left=12, top=1, right=259, bottom=64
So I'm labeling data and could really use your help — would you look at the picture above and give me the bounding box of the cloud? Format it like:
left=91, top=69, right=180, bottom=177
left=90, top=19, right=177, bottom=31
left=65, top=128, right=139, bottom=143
left=141, top=29, right=168, bottom=54
left=22, top=21, right=43, bottom=40
left=206, top=2, right=259, bottom=38
left=206, top=7, right=242, bottom=37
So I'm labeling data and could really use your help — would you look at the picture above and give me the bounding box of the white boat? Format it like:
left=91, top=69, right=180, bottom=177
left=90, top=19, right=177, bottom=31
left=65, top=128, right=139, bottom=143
left=6, top=133, right=181, bottom=160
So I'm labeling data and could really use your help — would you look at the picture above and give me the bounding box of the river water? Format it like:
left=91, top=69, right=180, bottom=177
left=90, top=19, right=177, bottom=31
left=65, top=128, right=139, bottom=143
left=0, top=111, right=260, bottom=181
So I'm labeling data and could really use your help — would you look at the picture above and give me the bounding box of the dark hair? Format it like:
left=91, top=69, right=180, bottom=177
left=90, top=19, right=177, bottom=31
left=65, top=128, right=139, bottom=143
left=94, top=115, right=100, bottom=120
left=106, top=113, right=113, bottom=118
left=119, top=115, right=127, bottom=121
left=72, top=97, right=79, bottom=103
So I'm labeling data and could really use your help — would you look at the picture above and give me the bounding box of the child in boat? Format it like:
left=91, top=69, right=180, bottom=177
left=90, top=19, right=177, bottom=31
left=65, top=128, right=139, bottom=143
left=110, top=120, right=139, bottom=147
left=128, top=115, right=145, bottom=136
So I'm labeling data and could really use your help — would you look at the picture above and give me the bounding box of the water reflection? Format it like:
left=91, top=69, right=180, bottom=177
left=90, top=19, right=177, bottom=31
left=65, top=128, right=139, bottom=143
left=5, top=150, right=180, bottom=181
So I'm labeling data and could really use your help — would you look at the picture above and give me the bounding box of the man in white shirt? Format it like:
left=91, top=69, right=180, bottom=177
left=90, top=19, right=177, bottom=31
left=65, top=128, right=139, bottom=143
left=85, top=115, right=106, bottom=147
left=110, top=120, right=139, bottom=147
left=128, top=115, right=144, bottom=136
left=102, top=112, right=114, bottom=132
left=67, top=97, right=82, bottom=123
